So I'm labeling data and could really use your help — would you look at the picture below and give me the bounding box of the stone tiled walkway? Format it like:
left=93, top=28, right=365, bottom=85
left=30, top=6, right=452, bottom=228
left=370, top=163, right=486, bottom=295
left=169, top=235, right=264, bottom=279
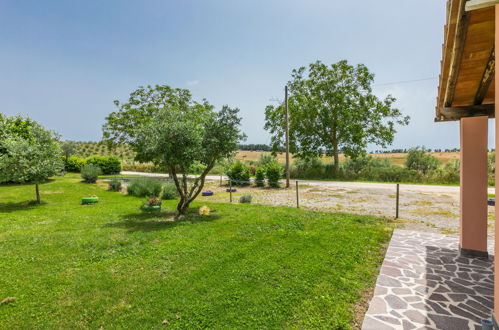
left=362, top=230, right=494, bottom=330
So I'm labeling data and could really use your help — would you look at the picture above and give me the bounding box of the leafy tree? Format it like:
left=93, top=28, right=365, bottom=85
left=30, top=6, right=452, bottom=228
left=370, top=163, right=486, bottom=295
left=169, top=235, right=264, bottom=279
left=0, top=116, right=63, bottom=203
left=102, top=85, right=210, bottom=161
left=405, top=147, right=439, bottom=175
left=264, top=60, right=410, bottom=173
left=60, top=140, right=77, bottom=161
left=102, top=85, right=245, bottom=216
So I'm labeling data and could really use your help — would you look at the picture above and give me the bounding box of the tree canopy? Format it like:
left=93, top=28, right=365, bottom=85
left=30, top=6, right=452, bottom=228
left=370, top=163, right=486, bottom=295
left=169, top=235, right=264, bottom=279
left=0, top=115, right=63, bottom=202
left=264, top=60, right=410, bottom=171
left=102, top=85, right=245, bottom=216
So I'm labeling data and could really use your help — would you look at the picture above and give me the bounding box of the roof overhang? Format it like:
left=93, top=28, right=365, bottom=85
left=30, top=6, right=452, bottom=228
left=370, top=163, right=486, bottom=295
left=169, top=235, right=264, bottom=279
left=435, top=0, right=496, bottom=122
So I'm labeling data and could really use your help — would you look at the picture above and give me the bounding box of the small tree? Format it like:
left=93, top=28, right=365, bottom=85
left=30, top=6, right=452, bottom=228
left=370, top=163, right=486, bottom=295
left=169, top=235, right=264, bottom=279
left=405, top=147, right=439, bottom=175
left=0, top=116, right=63, bottom=203
left=60, top=140, right=77, bottom=161
left=103, top=85, right=245, bottom=216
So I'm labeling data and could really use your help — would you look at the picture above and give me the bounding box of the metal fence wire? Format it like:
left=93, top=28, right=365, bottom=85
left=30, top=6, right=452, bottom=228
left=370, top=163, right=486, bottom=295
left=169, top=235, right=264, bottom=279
left=106, top=175, right=472, bottom=233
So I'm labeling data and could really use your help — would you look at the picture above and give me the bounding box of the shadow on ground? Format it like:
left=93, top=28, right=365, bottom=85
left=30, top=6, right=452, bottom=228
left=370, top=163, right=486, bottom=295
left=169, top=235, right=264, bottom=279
left=104, top=208, right=221, bottom=233
left=0, top=200, right=47, bottom=213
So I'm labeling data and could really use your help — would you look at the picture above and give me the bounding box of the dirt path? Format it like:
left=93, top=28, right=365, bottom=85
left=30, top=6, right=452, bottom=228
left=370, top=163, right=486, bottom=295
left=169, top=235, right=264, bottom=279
left=121, top=171, right=495, bottom=236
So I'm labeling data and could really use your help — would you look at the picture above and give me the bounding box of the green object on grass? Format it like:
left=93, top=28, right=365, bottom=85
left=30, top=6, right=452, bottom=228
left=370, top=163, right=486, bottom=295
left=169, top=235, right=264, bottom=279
left=81, top=196, right=99, bottom=204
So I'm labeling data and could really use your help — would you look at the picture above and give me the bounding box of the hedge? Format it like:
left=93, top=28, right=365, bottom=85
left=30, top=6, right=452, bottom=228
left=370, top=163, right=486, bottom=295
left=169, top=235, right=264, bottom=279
left=65, top=155, right=121, bottom=174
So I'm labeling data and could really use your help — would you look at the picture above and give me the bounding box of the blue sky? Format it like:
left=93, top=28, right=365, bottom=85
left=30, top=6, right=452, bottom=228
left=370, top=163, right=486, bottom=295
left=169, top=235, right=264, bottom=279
left=0, top=0, right=494, bottom=149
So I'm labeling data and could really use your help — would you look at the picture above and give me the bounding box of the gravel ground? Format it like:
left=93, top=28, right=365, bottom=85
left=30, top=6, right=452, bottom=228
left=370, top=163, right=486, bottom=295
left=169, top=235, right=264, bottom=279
left=121, top=171, right=495, bottom=237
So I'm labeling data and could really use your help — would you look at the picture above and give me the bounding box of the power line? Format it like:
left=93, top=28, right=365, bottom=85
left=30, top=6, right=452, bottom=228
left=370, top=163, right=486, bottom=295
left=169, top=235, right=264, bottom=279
left=373, top=76, right=438, bottom=87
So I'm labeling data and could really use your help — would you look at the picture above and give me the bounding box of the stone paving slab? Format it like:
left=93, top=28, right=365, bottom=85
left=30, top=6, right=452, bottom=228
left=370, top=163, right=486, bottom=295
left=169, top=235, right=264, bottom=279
left=362, top=230, right=494, bottom=330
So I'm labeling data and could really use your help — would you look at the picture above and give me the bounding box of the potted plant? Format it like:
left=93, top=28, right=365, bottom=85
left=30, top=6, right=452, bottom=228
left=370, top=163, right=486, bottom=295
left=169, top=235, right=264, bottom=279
left=82, top=195, right=99, bottom=204
left=141, top=197, right=162, bottom=212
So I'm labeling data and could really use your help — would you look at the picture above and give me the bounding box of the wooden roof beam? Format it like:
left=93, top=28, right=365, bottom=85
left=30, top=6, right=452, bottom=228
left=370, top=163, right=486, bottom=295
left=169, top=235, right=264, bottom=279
left=465, top=0, right=499, bottom=11
left=435, top=104, right=495, bottom=122
left=474, top=47, right=495, bottom=105
left=443, top=0, right=469, bottom=108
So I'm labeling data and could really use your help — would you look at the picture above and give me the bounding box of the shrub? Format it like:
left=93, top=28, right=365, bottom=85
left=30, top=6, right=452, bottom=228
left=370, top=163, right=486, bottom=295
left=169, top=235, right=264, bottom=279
left=431, top=160, right=460, bottom=184
left=121, top=162, right=166, bottom=173
left=145, top=197, right=162, bottom=206
left=290, top=158, right=327, bottom=179
left=108, top=178, right=122, bottom=191
left=226, top=161, right=251, bottom=186
left=257, top=153, right=277, bottom=167
left=239, top=195, right=253, bottom=203
left=65, top=156, right=86, bottom=172
left=266, top=162, right=283, bottom=188
left=488, top=151, right=495, bottom=176
left=161, top=181, right=179, bottom=200
left=405, top=147, right=439, bottom=175
left=81, top=164, right=102, bottom=183
left=255, top=166, right=265, bottom=187
left=86, top=155, right=121, bottom=174
left=127, top=177, right=162, bottom=197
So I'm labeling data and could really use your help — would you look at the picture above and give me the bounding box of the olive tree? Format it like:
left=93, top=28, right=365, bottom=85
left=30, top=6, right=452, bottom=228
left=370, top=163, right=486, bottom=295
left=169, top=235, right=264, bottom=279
left=0, top=115, right=63, bottom=203
left=265, top=60, right=410, bottom=173
left=103, top=85, right=245, bottom=216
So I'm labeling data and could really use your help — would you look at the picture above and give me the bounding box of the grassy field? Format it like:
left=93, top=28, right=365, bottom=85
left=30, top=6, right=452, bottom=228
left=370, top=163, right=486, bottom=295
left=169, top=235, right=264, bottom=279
left=68, top=141, right=461, bottom=167
left=235, top=150, right=460, bottom=166
left=0, top=175, right=391, bottom=329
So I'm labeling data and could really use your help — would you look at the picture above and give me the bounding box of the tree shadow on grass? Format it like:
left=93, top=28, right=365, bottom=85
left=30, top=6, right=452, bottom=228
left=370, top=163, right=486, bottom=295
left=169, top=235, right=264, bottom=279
left=0, top=200, right=47, bottom=213
left=104, top=208, right=221, bottom=233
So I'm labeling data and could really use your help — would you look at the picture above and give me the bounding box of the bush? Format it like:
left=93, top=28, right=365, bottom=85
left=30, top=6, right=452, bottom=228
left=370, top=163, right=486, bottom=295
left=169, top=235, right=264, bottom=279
left=266, top=162, right=283, bottom=188
left=86, top=155, right=121, bottom=175
left=257, top=153, right=277, bottom=167
left=81, top=164, right=102, bottom=183
left=127, top=177, right=162, bottom=197
left=290, top=158, right=327, bottom=179
left=65, top=156, right=86, bottom=172
left=255, top=166, right=265, bottom=187
left=121, top=162, right=166, bottom=173
left=226, top=161, right=251, bottom=186
left=430, top=160, right=460, bottom=184
left=162, top=181, right=179, bottom=200
left=108, top=178, right=122, bottom=191
left=405, top=147, right=439, bottom=175
left=239, top=195, right=252, bottom=203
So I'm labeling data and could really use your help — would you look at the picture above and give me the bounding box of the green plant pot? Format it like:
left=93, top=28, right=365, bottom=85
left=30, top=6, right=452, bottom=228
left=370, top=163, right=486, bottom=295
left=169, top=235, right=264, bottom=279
left=82, top=196, right=99, bottom=204
left=141, top=205, right=162, bottom=212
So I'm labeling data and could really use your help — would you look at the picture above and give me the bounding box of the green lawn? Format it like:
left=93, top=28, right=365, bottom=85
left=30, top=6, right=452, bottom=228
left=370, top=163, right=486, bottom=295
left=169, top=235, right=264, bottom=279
left=0, top=175, right=391, bottom=329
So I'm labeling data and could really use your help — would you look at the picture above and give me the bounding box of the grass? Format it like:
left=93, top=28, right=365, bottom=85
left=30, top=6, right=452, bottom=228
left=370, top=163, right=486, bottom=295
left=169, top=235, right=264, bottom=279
left=410, top=208, right=459, bottom=218
left=0, top=174, right=391, bottom=329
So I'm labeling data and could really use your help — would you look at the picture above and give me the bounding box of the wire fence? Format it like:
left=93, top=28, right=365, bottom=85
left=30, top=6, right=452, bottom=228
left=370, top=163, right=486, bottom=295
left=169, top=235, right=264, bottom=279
left=96, top=175, right=472, bottom=234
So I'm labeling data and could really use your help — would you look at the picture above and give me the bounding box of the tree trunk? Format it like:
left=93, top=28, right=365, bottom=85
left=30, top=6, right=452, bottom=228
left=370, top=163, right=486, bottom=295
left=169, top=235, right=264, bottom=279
left=35, top=183, right=40, bottom=203
left=332, top=138, right=339, bottom=176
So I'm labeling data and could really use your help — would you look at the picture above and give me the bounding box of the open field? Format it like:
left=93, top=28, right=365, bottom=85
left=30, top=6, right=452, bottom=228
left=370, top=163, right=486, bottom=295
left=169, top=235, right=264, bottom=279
left=234, top=150, right=461, bottom=167
left=69, top=142, right=462, bottom=167
left=0, top=175, right=391, bottom=328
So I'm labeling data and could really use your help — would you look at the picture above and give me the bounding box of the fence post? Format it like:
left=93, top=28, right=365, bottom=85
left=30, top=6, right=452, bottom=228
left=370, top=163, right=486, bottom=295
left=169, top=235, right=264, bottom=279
left=296, top=181, right=300, bottom=208
left=220, top=175, right=222, bottom=187
left=395, top=183, right=400, bottom=219
left=229, top=180, right=233, bottom=203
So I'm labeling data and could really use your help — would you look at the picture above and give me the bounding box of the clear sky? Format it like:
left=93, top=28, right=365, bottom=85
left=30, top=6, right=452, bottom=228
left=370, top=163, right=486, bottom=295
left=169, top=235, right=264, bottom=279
left=0, top=0, right=495, bottom=150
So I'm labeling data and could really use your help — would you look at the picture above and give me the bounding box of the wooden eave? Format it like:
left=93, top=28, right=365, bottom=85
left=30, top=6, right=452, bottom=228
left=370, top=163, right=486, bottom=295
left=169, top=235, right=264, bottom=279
left=435, top=0, right=496, bottom=122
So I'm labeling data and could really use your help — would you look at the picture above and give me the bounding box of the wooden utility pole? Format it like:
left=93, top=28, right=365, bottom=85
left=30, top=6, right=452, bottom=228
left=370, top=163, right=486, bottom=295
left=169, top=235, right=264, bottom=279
left=285, top=85, right=290, bottom=188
